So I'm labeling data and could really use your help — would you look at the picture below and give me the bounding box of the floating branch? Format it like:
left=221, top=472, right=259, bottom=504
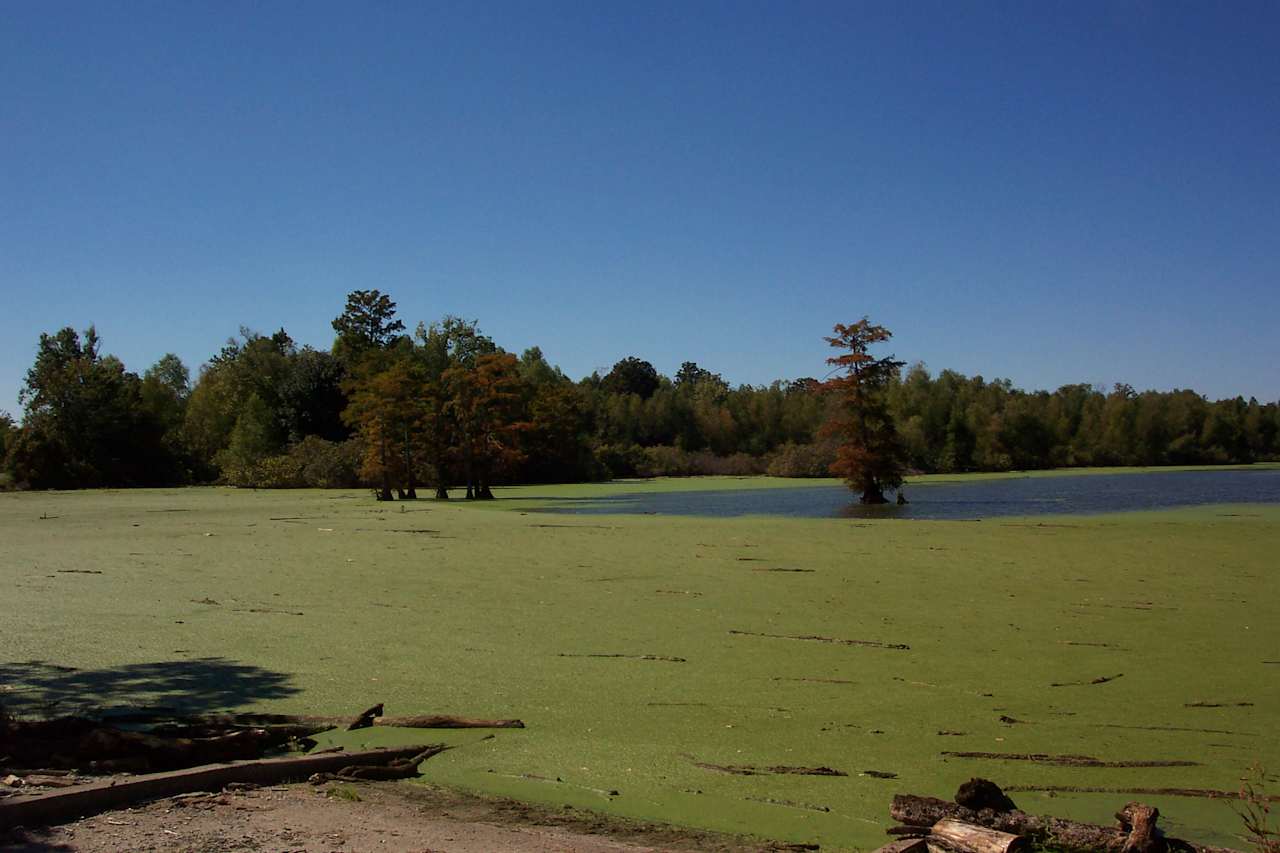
left=558, top=653, right=686, bottom=663
left=941, top=752, right=1197, bottom=768
left=728, top=629, right=909, bottom=650
left=1050, top=673, right=1123, bottom=687
left=1005, top=785, right=1280, bottom=801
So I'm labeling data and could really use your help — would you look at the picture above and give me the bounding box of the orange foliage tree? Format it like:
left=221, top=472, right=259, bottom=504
left=819, top=318, right=906, bottom=504
left=341, top=353, right=424, bottom=500
left=443, top=352, right=528, bottom=499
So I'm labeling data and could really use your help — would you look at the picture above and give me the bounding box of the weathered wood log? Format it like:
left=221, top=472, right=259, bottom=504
left=890, top=795, right=1242, bottom=853
left=892, top=795, right=988, bottom=828
left=888, top=825, right=933, bottom=837
left=16, top=776, right=81, bottom=789
left=930, top=818, right=1027, bottom=853
left=76, top=726, right=278, bottom=769
left=103, top=710, right=524, bottom=730
left=373, top=715, right=526, bottom=729
left=333, top=746, right=449, bottom=781
left=148, top=722, right=333, bottom=742
left=2, top=718, right=329, bottom=772
left=0, top=744, right=439, bottom=830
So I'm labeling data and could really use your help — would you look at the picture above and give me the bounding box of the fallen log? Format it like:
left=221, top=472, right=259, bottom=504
left=1, top=722, right=310, bottom=772
left=0, top=744, right=441, bottom=830
left=940, top=751, right=1198, bottom=768
left=103, top=710, right=525, bottom=730
left=77, top=726, right=277, bottom=769
left=1005, top=784, right=1277, bottom=801
left=890, top=794, right=1242, bottom=853
left=887, top=825, right=932, bottom=837
left=147, top=722, right=332, bottom=742
left=373, top=715, right=525, bottom=729
left=930, top=818, right=1026, bottom=853
left=13, top=776, right=80, bottom=789
left=310, top=745, right=451, bottom=782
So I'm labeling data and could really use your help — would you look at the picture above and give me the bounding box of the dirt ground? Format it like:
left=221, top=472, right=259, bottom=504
left=0, top=780, right=811, bottom=852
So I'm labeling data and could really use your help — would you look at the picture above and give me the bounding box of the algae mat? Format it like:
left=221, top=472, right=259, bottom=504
left=1, top=482, right=1276, bottom=850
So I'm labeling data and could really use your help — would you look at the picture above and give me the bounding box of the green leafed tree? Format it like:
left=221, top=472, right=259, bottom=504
left=819, top=318, right=907, bottom=504
left=601, top=356, right=661, bottom=399
left=12, top=327, right=181, bottom=488
left=332, top=289, right=406, bottom=363
left=214, top=393, right=278, bottom=484
left=0, top=411, right=16, bottom=484
left=183, top=328, right=295, bottom=480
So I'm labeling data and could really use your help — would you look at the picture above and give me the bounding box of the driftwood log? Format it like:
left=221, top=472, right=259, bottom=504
left=103, top=710, right=526, bottom=730
left=930, top=818, right=1027, bottom=853
left=2, top=705, right=523, bottom=780
left=890, top=789, right=1242, bottom=853
left=373, top=715, right=525, bottom=729
left=308, top=745, right=450, bottom=782
left=0, top=744, right=441, bottom=830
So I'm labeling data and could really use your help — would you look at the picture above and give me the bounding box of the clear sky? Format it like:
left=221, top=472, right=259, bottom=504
left=3, top=1, right=1277, bottom=419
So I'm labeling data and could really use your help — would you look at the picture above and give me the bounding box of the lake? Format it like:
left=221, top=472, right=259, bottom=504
left=540, top=467, right=1280, bottom=520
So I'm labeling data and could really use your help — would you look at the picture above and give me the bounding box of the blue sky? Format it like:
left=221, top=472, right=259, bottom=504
left=3, top=1, right=1277, bottom=418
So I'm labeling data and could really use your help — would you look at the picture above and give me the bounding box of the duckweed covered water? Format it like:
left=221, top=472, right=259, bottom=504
left=2, top=476, right=1276, bottom=850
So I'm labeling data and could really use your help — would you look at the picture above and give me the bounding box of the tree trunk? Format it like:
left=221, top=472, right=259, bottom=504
left=429, top=443, right=446, bottom=500
left=378, top=433, right=393, bottom=501
left=403, top=425, right=417, bottom=499
left=463, top=439, right=475, bottom=499
left=476, top=460, right=495, bottom=500
left=862, top=486, right=888, bottom=504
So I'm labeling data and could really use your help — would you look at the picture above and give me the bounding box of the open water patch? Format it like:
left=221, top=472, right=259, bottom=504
left=537, top=468, right=1280, bottom=520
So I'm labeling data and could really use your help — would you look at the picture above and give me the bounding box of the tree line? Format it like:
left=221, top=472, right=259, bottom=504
left=3, top=291, right=1277, bottom=493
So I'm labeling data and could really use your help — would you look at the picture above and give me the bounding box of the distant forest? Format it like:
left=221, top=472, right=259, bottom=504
left=3, top=290, right=1277, bottom=492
